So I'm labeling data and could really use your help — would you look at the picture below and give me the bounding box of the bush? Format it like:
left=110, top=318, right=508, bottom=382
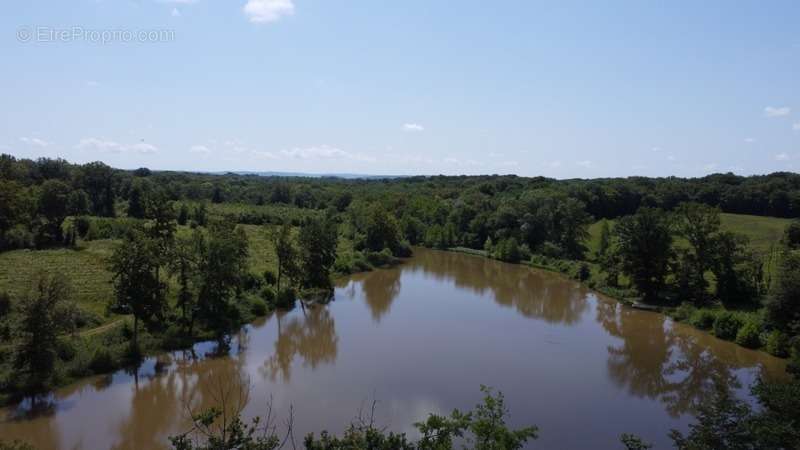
left=260, top=285, right=276, bottom=304
left=89, top=348, right=115, bottom=373
left=249, top=297, right=268, bottom=316
left=366, top=248, right=398, bottom=267
left=4, top=225, right=34, bottom=249
left=689, top=309, right=717, bottom=330
left=672, top=303, right=697, bottom=322
left=274, top=287, right=296, bottom=310
left=577, top=263, right=591, bottom=281
left=263, top=270, right=277, bottom=286
left=56, top=339, right=77, bottom=362
left=493, top=237, right=521, bottom=263
left=540, top=241, right=564, bottom=258
left=735, top=320, right=762, bottom=348
left=713, top=312, right=744, bottom=341
left=74, top=216, right=91, bottom=237
left=765, top=330, right=790, bottom=357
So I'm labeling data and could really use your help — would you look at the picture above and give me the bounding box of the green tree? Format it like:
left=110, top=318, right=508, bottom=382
left=36, top=179, right=71, bottom=246
left=714, top=232, right=764, bottom=307
left=766, top=249, right=800, bottom=334
left=109, top=229, right=165, bottom=351
left=674, top=203, right=721, bottom=304
left=170, top=234, right=200, bottom=335
left=196, top=222, right=250, bottom=335
left=66, top=189, right=91, bottom=216
left=270, top=222, right=298, bottom=291
left=364, top=204, right=402, bottom=254
left=614, top=208, right=673, bottom=303
left=297, top=217, right=338, bottom=289
left=13, top=273, right=77, bottom=392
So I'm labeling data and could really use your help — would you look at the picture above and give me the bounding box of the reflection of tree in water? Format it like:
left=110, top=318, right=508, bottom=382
left=111, top=332, right=251, bottom=450
left=598, top=302, right=743, bottom=417
left=406, top=248, right=589, bottom=325
left=261, top=305, right=338, bottom=383
left=360, top=268, right=402, bottom=322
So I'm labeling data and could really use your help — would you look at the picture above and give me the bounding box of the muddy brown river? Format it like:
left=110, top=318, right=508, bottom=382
left=0, top=248, right=787, bottom=449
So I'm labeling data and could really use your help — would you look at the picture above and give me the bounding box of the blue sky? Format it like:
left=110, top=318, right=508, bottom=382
left=1, top=1, right=798, bottom=177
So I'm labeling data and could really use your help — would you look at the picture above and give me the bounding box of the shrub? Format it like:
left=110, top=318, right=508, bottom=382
left=89, top=348, right=115, bottom=373
left=713, top=312, right=744, bottom=341
left=4, top=225, right=34, bottom=249
left=689, top=309, right=716, bottom=330
left=765, top=330, right=790, bottom=357
left=260, top=285, right=276, bottom=304
left=735, top=320, right=761, bottom=348
left=672, top=303, right=697, bottom=322
left=263, top=270, right=277, bottom=286
left=56, top=340, right=77, bottom=362
left=493, top=237, right=521, bottom=263
left=275, top=287, right=296, bottom=310
left=540, top=241, right=564, bottom=258
left=366, top=248, right=397, bottom=267
left=74, top=216, right=91, bottom=237
left=249, top=297, right=268, bottom=316
left=577, top=263, right=591, bottom=281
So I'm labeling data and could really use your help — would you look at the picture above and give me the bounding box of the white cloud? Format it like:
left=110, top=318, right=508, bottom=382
left=793, top=122, right=800, bottom=131
left=666, top=154, right=677, bottom=162
left=651, top=146, right=661, bottom=152
left=171, top=8, right=181, bottom=17
left=764, top=106, right=791, bottom=117
left=86, top=80, right=100, bottom=87
left=75, top=138, right=158, bottom=154
left=279, top=145, right=375, bottom=162
left=189, top=145, right=211, bottom=154
left=243, top=0, right=294, bottom=23
left=159, top=0, right=197, bottom=3
left=19, top=137, right=50, bottom=147
left=704, top=163, right=718, bottom=171
left=402, top=123, right=425, bottom=132
left=576, top=160, right=592, bottom=168
left=775, top=152, right=790, bottom=161
left=744, top=137, right=756, bottom=143
left=547, top=160, right=562, bottom=168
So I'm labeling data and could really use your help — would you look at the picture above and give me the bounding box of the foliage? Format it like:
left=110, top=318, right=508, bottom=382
left=712, top=312, right=744, bottom=341
left=614, top=208, right=673, bottom=303
left=297, top=216, right=338, bottom=289
left=735, top=319, right=762, bottom=348
left=109, top=228, right=166, bottom=350
left=12, top=272, right=77, bottom=392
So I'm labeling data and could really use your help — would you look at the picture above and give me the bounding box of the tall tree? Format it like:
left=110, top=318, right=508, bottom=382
left=614, top=208, right=673, bottom=303
left=14, top=273, right=76, bottom=392
left=36, top=179, right=71, bottom=246
left=674, top=203, right=721, bottom=304
left=297, top=216, right=338, bottom=289
left=109, top=229, right=165, bottom=351
left=196, top=222, right=250, bottom=335
left=270, top=222, right=298, bottom=291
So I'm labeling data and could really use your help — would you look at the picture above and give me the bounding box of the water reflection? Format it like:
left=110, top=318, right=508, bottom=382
left=402, top=249, right=589, bottom=324
left=260, top=305, right=339, bottom=383
left=0, top=248, right=788, bottom=450
left=597, top=301, right=783, bottom=417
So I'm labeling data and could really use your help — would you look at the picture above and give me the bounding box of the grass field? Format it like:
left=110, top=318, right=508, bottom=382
left=587, top=213, right=792, bottom=256
left=0, top=222, right=357, bottom=331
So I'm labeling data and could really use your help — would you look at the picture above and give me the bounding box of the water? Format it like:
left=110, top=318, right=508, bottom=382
left=0, top=248, right=786, bottom=449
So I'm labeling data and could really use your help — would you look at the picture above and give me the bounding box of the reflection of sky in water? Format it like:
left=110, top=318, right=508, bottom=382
left=0, top=248, right=787, bottom=450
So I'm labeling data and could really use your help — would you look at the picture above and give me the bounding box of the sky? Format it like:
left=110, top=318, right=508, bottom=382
left=1, top=0, right=799, bottom=178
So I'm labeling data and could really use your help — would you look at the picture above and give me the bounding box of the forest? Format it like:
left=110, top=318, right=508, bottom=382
left=1, top=153, right=800, bottom=449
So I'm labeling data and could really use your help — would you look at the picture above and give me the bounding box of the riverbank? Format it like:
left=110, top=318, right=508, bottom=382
left=443, top=246, right=789, bottom=359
